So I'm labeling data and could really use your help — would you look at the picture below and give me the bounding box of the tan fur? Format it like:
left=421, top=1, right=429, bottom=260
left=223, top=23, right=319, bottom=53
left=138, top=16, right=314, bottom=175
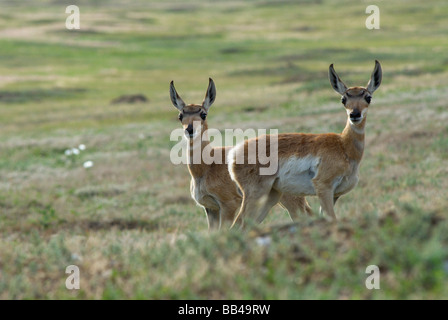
left=229, top=61, right=382, bottom=228
left=184, top=106, right=242, bottom=228
left=170, top=79, right=312, bottom=230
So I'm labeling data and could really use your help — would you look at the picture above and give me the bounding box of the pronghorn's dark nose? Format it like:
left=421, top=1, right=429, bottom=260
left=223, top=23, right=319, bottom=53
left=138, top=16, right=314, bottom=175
left=350, top=110, right=361, bottom=120
left=185, top=124, right=194, bottom=137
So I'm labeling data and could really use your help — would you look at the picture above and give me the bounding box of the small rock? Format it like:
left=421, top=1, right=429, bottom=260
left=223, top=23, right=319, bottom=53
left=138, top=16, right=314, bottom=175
left=255, top=236, right=271, bottom=247
left=111, top=94, right=148, bottom=104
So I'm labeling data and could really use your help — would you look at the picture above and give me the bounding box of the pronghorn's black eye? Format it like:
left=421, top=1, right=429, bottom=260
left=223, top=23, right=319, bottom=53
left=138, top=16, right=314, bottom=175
left=178, top=113, right=183, bottom=121
left=365, top=96, right=372, bottom=104
left=341, top=96, right=347, bottom=105
left=200, top=112, right=207, bottom=120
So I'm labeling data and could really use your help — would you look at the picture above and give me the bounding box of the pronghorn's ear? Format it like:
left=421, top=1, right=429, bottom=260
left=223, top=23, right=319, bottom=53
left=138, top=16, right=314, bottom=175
left=329, top=64, right=348, bottom=95
left=170, top=80, right=186, bottom=111
left=366, top=60, right=382, bottom=94
left=202, top=78, right=216, bottom=111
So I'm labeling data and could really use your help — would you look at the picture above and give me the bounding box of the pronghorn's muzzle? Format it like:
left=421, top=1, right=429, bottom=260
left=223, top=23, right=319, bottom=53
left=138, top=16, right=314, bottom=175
left=349, top=110, right=362, bottom=123
left=185, top=124, right=194, bottom=138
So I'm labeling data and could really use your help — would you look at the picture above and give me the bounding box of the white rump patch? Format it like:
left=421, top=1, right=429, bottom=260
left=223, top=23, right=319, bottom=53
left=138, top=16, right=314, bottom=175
left=227, top=143, right=240, bottom=182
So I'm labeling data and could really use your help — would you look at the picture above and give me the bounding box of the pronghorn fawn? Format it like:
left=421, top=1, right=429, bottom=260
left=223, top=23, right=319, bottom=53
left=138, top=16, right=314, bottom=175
left=170, top=78, right=312, bottom=230
left=228, top=61, right=382, bottom=228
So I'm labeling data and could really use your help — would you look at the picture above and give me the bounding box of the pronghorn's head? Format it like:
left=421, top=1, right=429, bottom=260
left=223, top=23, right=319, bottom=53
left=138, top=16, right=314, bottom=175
left=170, top=78, right=216, bottom=139
left=329, top=60, right=382, bottom=126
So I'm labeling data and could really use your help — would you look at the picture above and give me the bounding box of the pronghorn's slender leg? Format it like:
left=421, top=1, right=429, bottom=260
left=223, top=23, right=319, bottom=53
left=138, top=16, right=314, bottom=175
left=279, top=195, right=314, bottom=220
left=304, top=201, right=314, bottom=216
left=231, top=194, right=262, bottom=229
left=319, top=196, right=340, bottom=216
left=255, top=188, right=282, bottom=224
left=232, top=178, right=277, bottom=229
left=315, top=188, right=337, bottom=220
left=333, top=196, right=340, bottom=205
left=231, top=195, right=249, bottom=229
left=219, top=202, right=240, bottom=228
left=205, top=208, right=221, bottom=229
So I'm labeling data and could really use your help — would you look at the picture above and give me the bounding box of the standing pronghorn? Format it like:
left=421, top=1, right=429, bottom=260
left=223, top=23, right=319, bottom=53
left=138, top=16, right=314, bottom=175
left=170, top=78, right=313, bottom=229
left=228, top=61, right=382, bottom=228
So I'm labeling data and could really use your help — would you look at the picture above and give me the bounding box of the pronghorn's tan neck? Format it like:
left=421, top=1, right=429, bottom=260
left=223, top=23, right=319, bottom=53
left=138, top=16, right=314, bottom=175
left=341, top=117, right=366, bottom=162
left=187, top=122, right=211, bottom=178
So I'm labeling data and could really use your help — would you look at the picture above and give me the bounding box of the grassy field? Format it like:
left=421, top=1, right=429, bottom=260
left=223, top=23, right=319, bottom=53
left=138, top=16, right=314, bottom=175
left=0, top=0, right=447, bottom=299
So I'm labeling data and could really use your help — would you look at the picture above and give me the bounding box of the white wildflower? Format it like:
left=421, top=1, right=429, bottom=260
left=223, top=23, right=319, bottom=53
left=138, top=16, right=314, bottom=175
left=83, top=161, right=93, bottom=168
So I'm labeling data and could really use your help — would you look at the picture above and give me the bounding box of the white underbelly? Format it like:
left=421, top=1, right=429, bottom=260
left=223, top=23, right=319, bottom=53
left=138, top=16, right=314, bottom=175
left=273, top=156, right=320, bottom=196
left=333, top=161, right=359, bottom=196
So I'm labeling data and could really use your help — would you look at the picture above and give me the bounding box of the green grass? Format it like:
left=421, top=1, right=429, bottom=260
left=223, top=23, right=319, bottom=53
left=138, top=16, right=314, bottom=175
left=0, top=0, right=447, bottom=299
